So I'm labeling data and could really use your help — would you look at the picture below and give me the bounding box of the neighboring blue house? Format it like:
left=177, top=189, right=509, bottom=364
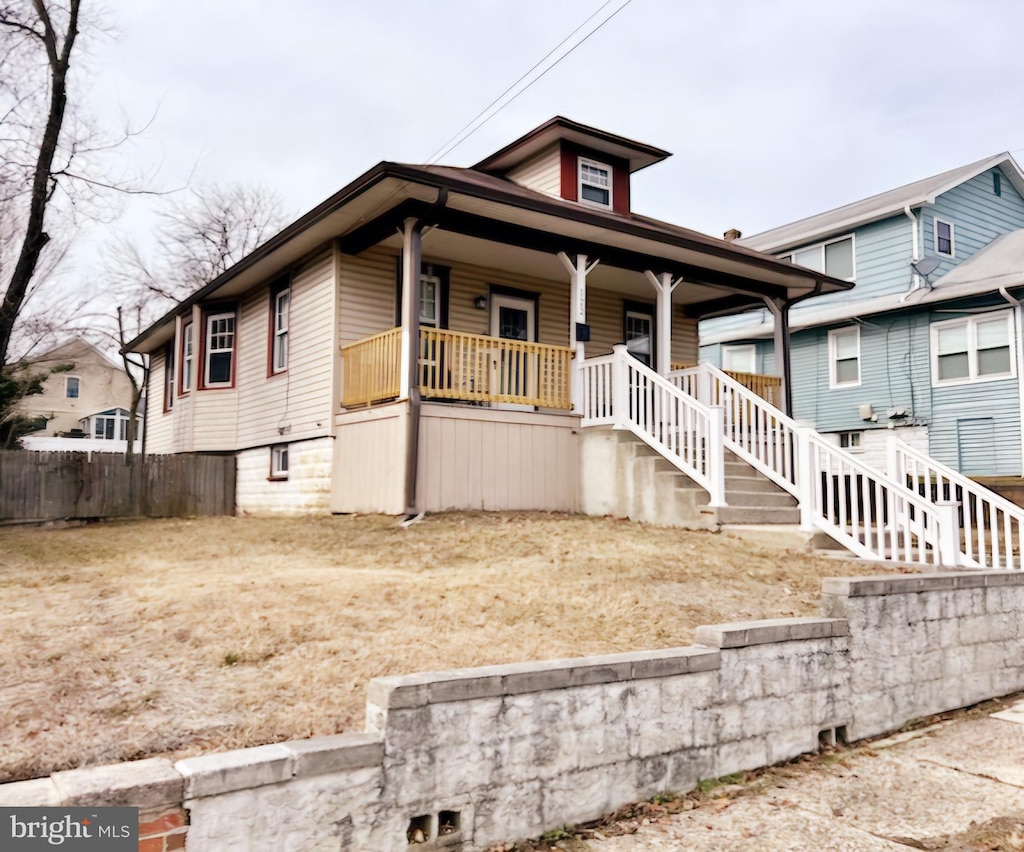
left=701, top=153, right=1024, bottom=477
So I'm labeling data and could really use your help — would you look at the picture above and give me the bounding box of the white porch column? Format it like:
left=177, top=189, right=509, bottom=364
left=398, top=218, right=422, bottom=400
left=644, top=271, right=682, bottom=376
left=558, top=251, right=599, bottom=411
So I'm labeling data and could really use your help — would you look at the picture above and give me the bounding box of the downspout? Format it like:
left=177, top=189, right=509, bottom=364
left=998, top=286, right=1024, bottom=477
left=403, top=189, right=448, bottom=516
left=904, top=205, right=920, bottom=291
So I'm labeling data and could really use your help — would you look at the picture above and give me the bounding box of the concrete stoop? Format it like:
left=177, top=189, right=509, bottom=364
left=605, top=432, right=799, bottom=532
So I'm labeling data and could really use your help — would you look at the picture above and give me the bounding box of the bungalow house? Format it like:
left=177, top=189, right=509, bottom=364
left=13, top=338, right=143, bottom=453
left=701, top=153, right=1024, bottom=479
left=127, top=117, right=852, bottom=522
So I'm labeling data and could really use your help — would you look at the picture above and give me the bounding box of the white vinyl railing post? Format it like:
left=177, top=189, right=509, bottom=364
left=886, top=433, right=900, bottom=481
left=697, top=363, right=713, bottom=406
left=708, top=405, right=727, bottom=507
left=935, top=500, right=961, bottom=567
left=571, top=353, right=584, bottom=414
left=611, top=344, right=629, bottom=429
left=796, top=427, right=815, bottom=530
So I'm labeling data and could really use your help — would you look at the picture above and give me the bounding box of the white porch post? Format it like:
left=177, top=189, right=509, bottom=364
left=398, top=218, right=422, bottom=400
left=644, top=271, right=681, bottom=376
left=558, top=251, right=599, bottom=412
left=797, top=427, right=815, bottom=531
left=707, top=405, right=727, bottom=507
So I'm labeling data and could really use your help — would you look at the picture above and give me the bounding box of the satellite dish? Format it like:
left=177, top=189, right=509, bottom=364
left=911, top=256, right=942, bottom=278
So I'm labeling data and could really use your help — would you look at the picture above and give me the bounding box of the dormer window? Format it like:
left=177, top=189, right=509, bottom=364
left=578, top=158, right=612, bottom=208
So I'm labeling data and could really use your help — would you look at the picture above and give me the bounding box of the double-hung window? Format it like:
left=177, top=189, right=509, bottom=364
left=578, top=158, right=612, bottom=208
left=204, top=312, right=235, bottom=387
left=164, top=344, right=175, bottom=410
left=272, top=288, right=289, bottom=373
left=780, top=235, right=855, bottom=280
left=180, top=322, right=194, bottom=393
left=829, top=326, right=861, bottom=388
left=65, top=376, right=80, bottom=399
left=420, top=274, right=439, bottom=327
left=934, top=218, right=954, bottom=257
left=932, top=312, right=1013, bottom=385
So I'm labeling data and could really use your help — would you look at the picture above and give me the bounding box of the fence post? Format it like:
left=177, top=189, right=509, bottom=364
left=796, top=427, right=815, bottom=530
left=612, top=344, right=629, bottom=429
left=935, top=500, right=961, bottom=567
left=707, top=405, right=727, bottom=507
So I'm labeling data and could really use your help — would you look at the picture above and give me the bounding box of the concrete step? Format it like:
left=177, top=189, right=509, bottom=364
left=716, top=506, right=801, bottom=525
left=725, top=489, right=797, bottom=508
left=721, top=524, right=816, bottom=550
left=725, top=474, right=791, bottom=494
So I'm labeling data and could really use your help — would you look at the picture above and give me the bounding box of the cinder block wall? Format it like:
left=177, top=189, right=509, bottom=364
left=2, top=571, right=1022, bottom=851
left=235, top=436, right=333, bottom=515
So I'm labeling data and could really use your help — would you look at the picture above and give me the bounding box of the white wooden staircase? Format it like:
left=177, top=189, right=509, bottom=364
left=579, top=346, right=1024, bottom=570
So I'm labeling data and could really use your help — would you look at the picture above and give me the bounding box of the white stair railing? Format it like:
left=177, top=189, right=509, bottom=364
left=666, top=363, right=959, bottom=567
left=580, top=346, right=725, bottom=506
left=890, top=438, right=1022, bottom=569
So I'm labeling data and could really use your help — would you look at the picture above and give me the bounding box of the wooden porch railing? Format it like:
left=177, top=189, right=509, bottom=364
left=671, top=363, right=782, bottom=406
left=340, top=327, right=402, bottom=407
left=341, top=327, right=574, bottom=409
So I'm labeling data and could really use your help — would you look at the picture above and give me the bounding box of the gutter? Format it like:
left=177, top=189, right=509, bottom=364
left=998, top=286, right=1024, bottom=477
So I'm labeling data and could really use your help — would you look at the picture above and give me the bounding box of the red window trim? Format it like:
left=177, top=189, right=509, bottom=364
left=198, top=303, right=238, bottom=390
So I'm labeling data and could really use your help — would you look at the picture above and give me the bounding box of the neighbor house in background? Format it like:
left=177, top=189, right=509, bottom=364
left=126, top=116, right=848, bottom=519
left=701, top=153, right=1024, bottom=477
left=15, top=338, right=143, bottom=453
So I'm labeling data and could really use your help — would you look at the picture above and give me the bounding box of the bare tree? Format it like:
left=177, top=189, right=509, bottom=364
left=0, top=0, right=81, bottom=374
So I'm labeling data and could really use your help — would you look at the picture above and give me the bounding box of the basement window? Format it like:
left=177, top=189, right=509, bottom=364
left=270, top=445, right=289, bottom=480
left=839, top=431, right=862, bottom=450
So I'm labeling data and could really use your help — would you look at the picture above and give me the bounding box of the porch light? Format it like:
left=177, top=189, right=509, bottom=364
left=473, top=295, right=487, bottom=310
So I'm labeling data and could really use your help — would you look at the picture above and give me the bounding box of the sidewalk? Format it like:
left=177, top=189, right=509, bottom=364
left=572, top=694, right=1024, bottom=851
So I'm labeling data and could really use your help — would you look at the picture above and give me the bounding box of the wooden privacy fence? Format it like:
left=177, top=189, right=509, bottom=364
left=0, top=451, right=236, bottom=522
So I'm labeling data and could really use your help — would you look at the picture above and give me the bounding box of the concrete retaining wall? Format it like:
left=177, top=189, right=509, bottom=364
left=3, top=571, right=1023, bottom=851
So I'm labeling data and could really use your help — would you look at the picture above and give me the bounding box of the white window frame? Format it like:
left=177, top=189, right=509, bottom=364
left=65, top=375, right=80, bottom=399
left=272, top=288, right=289, bottom=373
left=419, top=273, right=440, bottom=327
left=90, top=409, right=130, bottom=441
left=180, top=321, right=194, bottom=393
left=838, top=431, right=863, bottom=451
left=578, top=157, right=613, bottom=209
left=934, top=217, right=955, bottom=258
left=778, top=234, right=856, bottom=281
left=828, top=326, right=861, bottom=388
left=270, top=444, right=289, bottom=479
left=722, top=344, right=757, bottom=375
left=204, top=311, right=236, bottom=388
left=930, top=311, right=1015, bottom=387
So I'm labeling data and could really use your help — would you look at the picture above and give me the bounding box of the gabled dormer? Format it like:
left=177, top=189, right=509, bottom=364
left=473, top=116, right=670, bottom=216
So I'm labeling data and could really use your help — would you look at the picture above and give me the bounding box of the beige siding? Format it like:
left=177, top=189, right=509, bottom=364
left=235, top=249, right=335, bottom=449
left=671, top=315, right=699, bottom=365
left=505, top=144, right=561, bottom=197
left=236, top=436, right=333, bottom=515
left=145, top=351, right=174, bottom=453
left=445, top=258, right=572, bottom=346
left=171, top=393, right=194, bottom=453
left=338, top=248, right=397, bottom=344
left=584, top=287, right=699, bottom=366
left=191, top=390, right=239, bottom=450
left=331, top=402, right=407, bottom=514
left=417, top=404, right=578, bottom=512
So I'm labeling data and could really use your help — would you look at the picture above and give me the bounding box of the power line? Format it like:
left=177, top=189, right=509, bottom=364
left=426, top=0, right=634, bottom=165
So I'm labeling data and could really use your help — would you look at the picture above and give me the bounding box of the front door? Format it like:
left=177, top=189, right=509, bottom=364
left=490, top=294, right=537, bottom=404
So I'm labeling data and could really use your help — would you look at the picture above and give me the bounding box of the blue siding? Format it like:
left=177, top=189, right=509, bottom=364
left=699, top=340, right=776, bottom=374
left=923, top=168, right=1024, bottom=280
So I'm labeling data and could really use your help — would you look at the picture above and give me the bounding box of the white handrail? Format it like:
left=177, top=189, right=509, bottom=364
left=671, top=363, right=959, bottom=567
left=890, top=437, right=1022, bottom=569
left=581, top=347, right=725, bottom=506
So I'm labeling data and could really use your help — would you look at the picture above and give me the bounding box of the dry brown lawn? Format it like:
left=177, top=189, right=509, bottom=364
left=0, top=512, right=894, bottom=784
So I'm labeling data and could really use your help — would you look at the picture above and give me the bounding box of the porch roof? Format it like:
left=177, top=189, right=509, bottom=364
left=126, top=159, right=853, bottom=354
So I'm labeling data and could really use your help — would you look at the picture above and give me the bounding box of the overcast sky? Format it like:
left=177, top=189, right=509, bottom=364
left=71, top=0, right=1024, bottom=272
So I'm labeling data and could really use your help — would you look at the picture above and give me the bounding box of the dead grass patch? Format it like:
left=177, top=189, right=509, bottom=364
left=0, top=512, right=892, bottom=783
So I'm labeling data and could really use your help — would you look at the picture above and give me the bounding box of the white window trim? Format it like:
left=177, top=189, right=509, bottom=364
left=930, top=311, right=1015, bottom=388
left=722, top=344, right=757, bottom=375
left=419, top=273, right=440, bottom=327
left=828, top=326, right=861, bottom=389
left=838, top=431, right=863, bottom=452
left=778, top=233, right=856, bottom=281
left=204, top=311, right=236, bottom=388
left=270, top=444, right=289, bottom=479
left=934, top=217, right=955, bottom=258
left=181, top=322, right=194, bottom=393
left=272, top=288, right=289, bottom=373
left=577, top=156, right=613, bottom=209
left=65, top=375, right=80, bottom=399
